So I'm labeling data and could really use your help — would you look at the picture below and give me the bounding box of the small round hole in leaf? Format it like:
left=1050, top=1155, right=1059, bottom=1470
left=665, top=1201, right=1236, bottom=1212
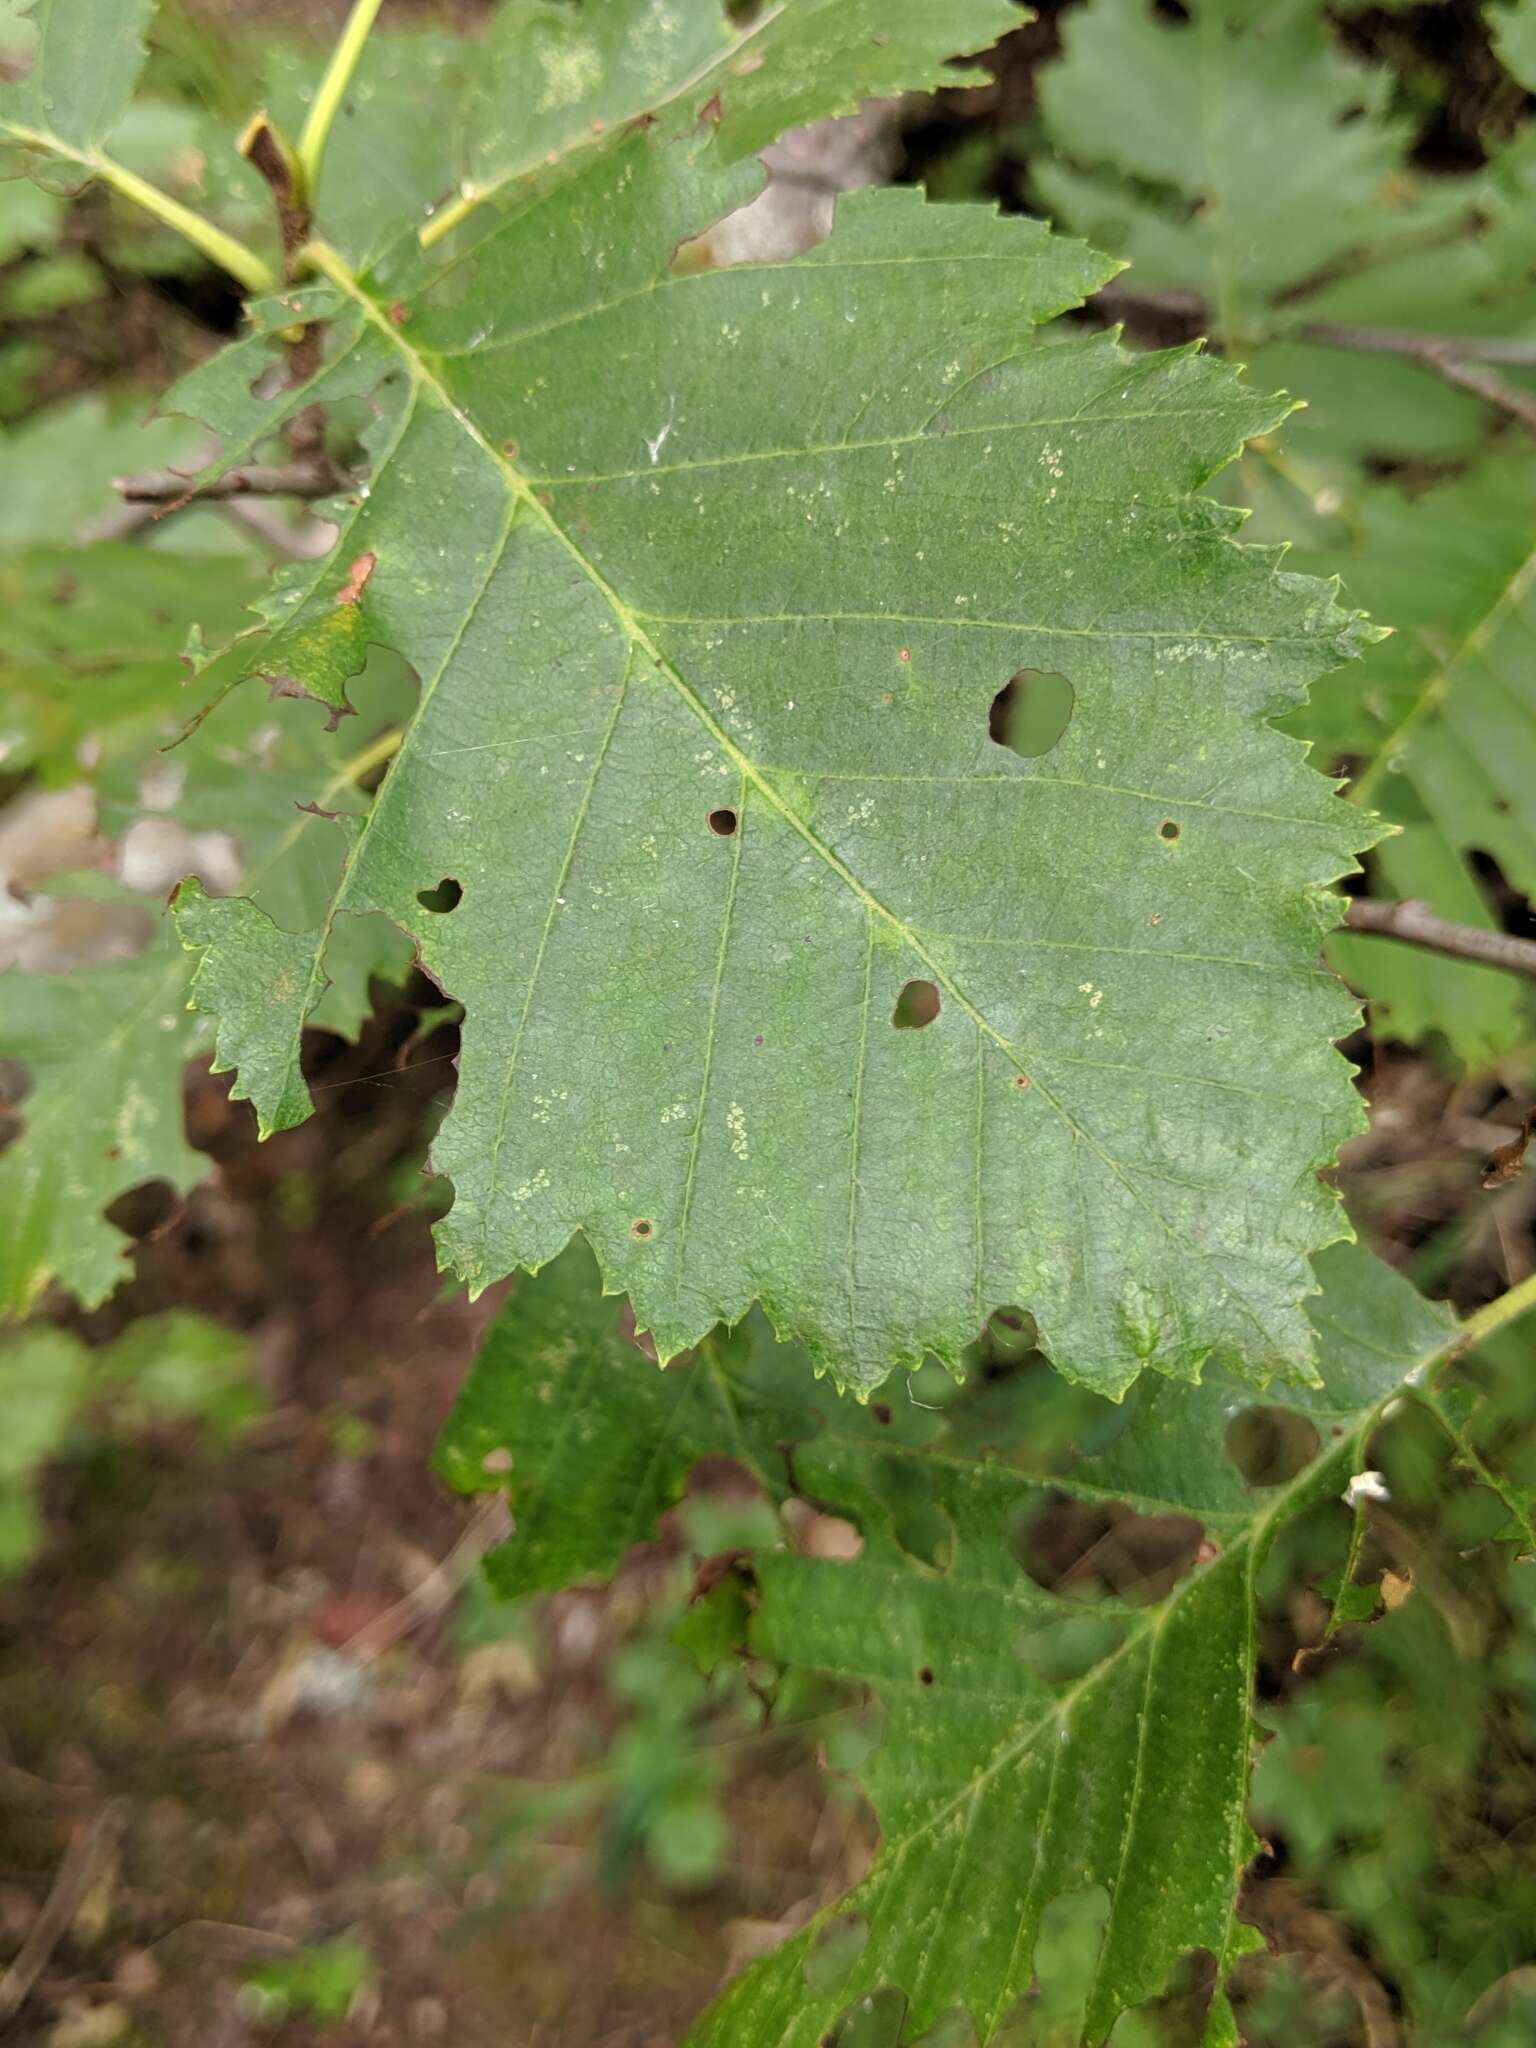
left=918, top=1665, right=935, bottom=1686
left=417, top=877, right=463, bottom=913
left=989, top=670, right=1074, bottom=759
left=909, top=2010, right=980, bottom=2048
left=630, top=1217, right=654, bottom=1240
left=707, top=807, right=738, bottom=837
left=804, top=1913, right=869, bottom=1998
left=892, top=979, right=940, bottom=1030
left=824, top=1987, right=908, bottom=2048
left=1011, top=1494, right=1204, bottom=1607
left=1224, top=1405, right=1322, bottom=1487
left=1159, top=820, right=1181, bottom=843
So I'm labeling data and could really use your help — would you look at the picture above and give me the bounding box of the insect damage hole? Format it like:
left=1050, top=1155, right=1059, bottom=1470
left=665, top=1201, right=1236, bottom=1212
left=892, top=979, right=940, bottom=1030
left=630, top=1217, right=654, bottom=1240
left=417, top=878, right=462, bottom=913
left=706, top=806, right=738, bottom=837
left=1224, top=1405, right=1321, bottom=1487
left=989, top=669, right=1074, bottom=759
left=1159, top=819, right=1181, bottom=842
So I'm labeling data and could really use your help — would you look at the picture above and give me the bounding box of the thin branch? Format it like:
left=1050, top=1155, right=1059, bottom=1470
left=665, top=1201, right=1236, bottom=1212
left=339, top=1496, right=513, bottom=1664
left=0, top=1799, right=130, bottom=2023
left=1298, top=321, right=1536, bottom=435
left=1294, top=319, right=1536, bottom=370
left=238, top=112, right=310, bottom=274
left=113, top=459, right=343, bottom=505
left=299, top=0, right=387, bottom=195
left=0, top=122, right=276, bottom=295
left=1344, top=897, right=1536, bottom=979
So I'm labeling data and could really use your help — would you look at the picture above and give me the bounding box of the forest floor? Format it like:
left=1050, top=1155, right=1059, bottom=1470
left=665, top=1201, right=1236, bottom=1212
left=2, top=1009, right=860, bottom=2046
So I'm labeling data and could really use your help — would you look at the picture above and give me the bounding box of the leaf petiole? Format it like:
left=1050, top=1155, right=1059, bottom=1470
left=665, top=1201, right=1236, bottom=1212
left=0, top=122, right=277, bottom=295
left=297, top=0, right=386, bottom=198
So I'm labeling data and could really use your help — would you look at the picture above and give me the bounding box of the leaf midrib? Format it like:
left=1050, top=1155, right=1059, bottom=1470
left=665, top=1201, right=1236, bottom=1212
left=770, top=1306, right=1470, bottom=2025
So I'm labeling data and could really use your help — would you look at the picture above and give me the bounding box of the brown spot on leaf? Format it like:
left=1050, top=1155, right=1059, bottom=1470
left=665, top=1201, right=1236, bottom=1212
left=336, top=551, right=377, bottom=606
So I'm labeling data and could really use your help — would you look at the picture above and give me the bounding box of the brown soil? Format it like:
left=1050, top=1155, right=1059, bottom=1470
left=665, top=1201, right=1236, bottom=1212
left=0, top=1009, right=851, bottom=2045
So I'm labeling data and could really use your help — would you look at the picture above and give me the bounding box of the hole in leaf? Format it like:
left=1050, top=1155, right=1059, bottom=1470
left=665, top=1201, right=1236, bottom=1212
left=0, top=1058, right=33, bottom=1111
left=1107, top=1947, right=1218, bottom=2046
left=707, top=806, right=738, bottom=837
left=1011, top=1494, right=1204, bottom=1606
left=1158, top=820, right=1180, bottom=842
left=910, top=2011, right=980, bottom=2048
left=1016, top=1608, right=1127, bottom=1684
left=103, top=1178, right=179, bottom=1240
left=783, top=1498, right=864, bottom=1559
left=917, top=1665, right=935, bottom=1686
left=823, top=1988, right=908, bottom=2048
left=870, top=1401, right=893, bottom=1426
left=989, top=670, right=1074, bottom=759
left=868, top=1453, right=955, bottom=1572
left=616, top=1300, right=658, bottom=1361
left=986, top=1305, right=1039, bottom=1362
left=804, top=1913, right=869, bottom=1998
left=1225, top=1406, right=1322, bottom=1487
left=892, top=979, right=940, bottom=1030
left=630, top=1217, right=654, bottom=1240
left=417, top=877, right=462, bottom=913
left=1000, top=1888, right=1111, bottom=2044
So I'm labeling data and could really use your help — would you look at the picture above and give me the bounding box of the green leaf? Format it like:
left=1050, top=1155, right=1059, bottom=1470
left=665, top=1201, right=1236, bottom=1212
left=441, top=0, right=1020, bottom=246
left=0, top=395, right=213, bottom=551
left=1037, top=0, right=1402, bottom=343
left=173, top=134, right=1376, bottom=1399
left=1491, top=0, right=1536, bottom=93
left=0, top=0, right=154, bottom=171
left=0, top=542, right=265, bottom=783
left=1302, top=454, right=1536, bottom=1065
left=0, top=929, right=207, bottom=1315
left=439, top=1237, right=1459, bottom=2046
left=0, top=1325, right=92, bottom=1570
left=1034, top=0, right=1536, bottom=468
left=262, top=27, right=481, bottom=266
left=0, top=638, right=415, bottom=1312
left=691, top=1243, right=1457, bottom=2047
left=436, top=1236, right=824, bottom=1597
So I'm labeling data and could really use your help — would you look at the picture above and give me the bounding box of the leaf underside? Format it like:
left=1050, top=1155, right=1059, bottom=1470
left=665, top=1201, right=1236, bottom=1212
left=172, top=123, right=1376, bottom=1398
left=439, top=1236, right=1458, bottom=2047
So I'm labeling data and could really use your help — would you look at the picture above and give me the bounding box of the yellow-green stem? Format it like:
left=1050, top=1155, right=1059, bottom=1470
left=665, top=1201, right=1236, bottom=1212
left=2, top=123, right=276, bottom=295
left=298, top=0, right=386, bottom=195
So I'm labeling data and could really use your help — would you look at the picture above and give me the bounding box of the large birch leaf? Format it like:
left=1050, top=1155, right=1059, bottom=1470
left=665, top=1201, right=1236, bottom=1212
left=174, top=132, right=1375, bottom=1398
left=438, top=1237, right=1459, bottom=2046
